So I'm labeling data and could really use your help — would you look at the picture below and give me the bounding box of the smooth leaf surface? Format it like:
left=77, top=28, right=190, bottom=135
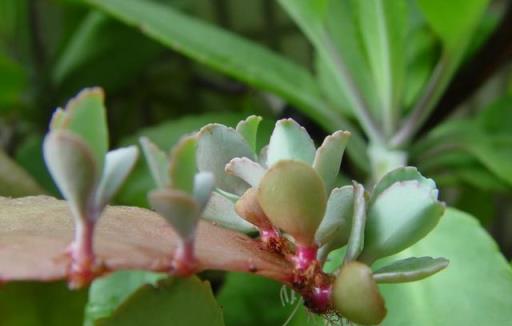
left=343, top=182, right=366, bottom=263
left=139, top=137, right=169, bottom=189
left=225, top=157, right=266, bottom=188
left=266, top=119, right=316, bottom=167
left=169, top=136, right=197, bottom=195
left=0, top=196, right=291, bottom=283
left=312, top=130, right=350, bottom=191
left=373, top=256, right=449, bottom=283
left=202, top=192, right=256, bottom=233
left=97, top=277, right=224, bottom=326
left=236, top=115, right=262, bottom=153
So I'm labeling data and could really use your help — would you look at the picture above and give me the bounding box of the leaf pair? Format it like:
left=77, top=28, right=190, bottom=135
left=44, top=88, right=138, bottom=223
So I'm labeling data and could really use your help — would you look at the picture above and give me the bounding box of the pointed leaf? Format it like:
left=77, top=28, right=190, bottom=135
left=258, top=160, right=326, bottom=245
left=96, top=146, right=138, bottom=209
left=236, top=115, right=262, bottom=153
left=374, top=257, right=449, bottom=283
left=225, top=157, right=266, bottom=188
left=266, top=119, right=316, bottom=167
left=197, top=124, right=254, bottom=195
left=360, top=173, right=445, bottom=263
left=0, top=196, right=290, bottom=282
left=96, top=277, right=224, bottom=326
left=139, top=137, right=169, bottom=189
left=202, top=192, right=256, bottom=233
left=313, top=130, right=350, bottom=190
left=52, top=88, right=108, bottom=171
left=315, top=186, right=353, bottom=251
left=344, top=182, right=366, bottom=263
left=43, top=131, right=98, bottom=221
left=148, top=189, right=200, bottom=241
left=169, top=135, right=197, bottom=195
left=193, top=171, right=214, bottom=211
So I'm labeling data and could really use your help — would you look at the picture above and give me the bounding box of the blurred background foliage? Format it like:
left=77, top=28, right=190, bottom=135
left=1, top=0, right=512, bottom=325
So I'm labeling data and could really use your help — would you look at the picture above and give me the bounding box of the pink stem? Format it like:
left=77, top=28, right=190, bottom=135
left=293, top=245, right=318, bottom=270
left=260, top=227, right=280, bottom=243
left=173, top=238, right=198, bottom=276
left=68, top=220, right=96, bottom=288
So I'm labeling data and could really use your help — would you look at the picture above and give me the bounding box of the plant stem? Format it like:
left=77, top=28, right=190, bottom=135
left=173, top=238, right=198, bottom=276
left=68, top=220, right=96, bottom=288
left=293, top=245, right=318, bottom=270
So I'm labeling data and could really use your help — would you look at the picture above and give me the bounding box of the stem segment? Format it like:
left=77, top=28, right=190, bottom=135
left=68, top=220, right=96, bottom=288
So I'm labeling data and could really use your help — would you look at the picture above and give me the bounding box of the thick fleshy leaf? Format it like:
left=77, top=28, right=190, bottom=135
left=235, top=188, right=273, bottom=230
left=43, top=131, right=98, bottom=221
left=148, top=189, right=200, bottom=241
left=266, top=119, right=316, bottom=167
left=193, top=172, right=215, bottom=211
left=333, top=261, right=386, bottom=325
left=343, top=182, right=366, bottom=263
left=0, top=196, right=291, bottom=282
left=51, top=88, right=108, bottom=171
left=370, top=167, right=435, bottom=204
left=169, top=135, right=197, bottom=195
left=139, top=137, right=169, bottom=189
left=360, top=171, right=445, bottom=263
left=312, top=130, right=350, bottom=190
left=85, top=271, right=165, bottom=325
left=96, top=146, right=138, bottom=209
left=225, top=157, right=266, bottom=188
left=96, top=277, right=224, bottom=326
left=373, top=256, right=449, bottom=284
left=236, top=115, right=262, bottom=153
left=202, top=192, right=256, bottom=233
left=258, top=160, right=326, bottom=245
left=197, top=124, right=254, bottom=195
left=315, top=186, right=354, bottom=258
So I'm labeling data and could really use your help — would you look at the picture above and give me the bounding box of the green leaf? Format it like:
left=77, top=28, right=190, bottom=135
left=43, top=131, right=99, bottom=221
left=266, top=119, right=316, bottom=167
left=97, top=276, right=224, bottom=326
left=373, top=256, right=449, bottom=283
left=85, top=270, right=165, bottom=326
left=202, top=192, right=256, bottom=233
left=0, top=282, right=87, bottom=326
left=0, top=148, right=45, bottom=197
left=96, top=146, right=138, bottom=209
left=258, top=160, right=326, bottom=245
left=169, top=135, right=197, bottom=195
left=312, top=130, right=350, bottom=191
left=52, top=88, right=109, bottom=172
left=315, top=186, right=353, bottom=258
left=353, top=0, right=407, bottom=133
left=193, top=172, right=215, bottom=211
left=417, top=0, right=490, bottom=49
left=139, top=137, right=169, bottom=189
left=84, top=0, right=335, bottom=132
left=197, top=124, right=254, bottom=195
left=360, top=168, right=445, bottom=263
left=344, top=182, right=366, bottom=263
left=148, top=188, right=200, bottom=241
left=236, top=115, right=262, bottom=153
left=378, top=209, right=512, bottom=325
left=225, top=157, right=266, bottom=188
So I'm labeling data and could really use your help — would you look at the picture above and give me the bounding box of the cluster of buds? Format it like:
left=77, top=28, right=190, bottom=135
left=44, top=89, right=449, bottom=325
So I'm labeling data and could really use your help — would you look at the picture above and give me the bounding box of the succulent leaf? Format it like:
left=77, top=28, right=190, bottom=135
left=333, top=261, right=387, bottom=325
left=258, top=160, right=326, bottom=245
left=360, top=168, right=445, bottom=263
left=197, top=124, right=254, bottom=195
left=96, top=146, right=139, bottom=209
left=43, top=131, right=99, bottom=221
left=343, top=182, right=367, bottom=263
left=373, top=256, right=449, bottom=283
left=313, top=130, right=351, bottom=190
left=148, top=189, right=200, bottom=241
left=235, top=188, right=273, bottom=230
left=193, top=172, right=215, bottom=211
left=169, top=135, right=198, bottom=195
left=225, top=157, right=266, bottom=187
left=235, top=115, right=262, bottom=153
left=140, top=137, right=170, bottom=189
left=202, top=192, right=256, bottom=233
left=51, top=88, right=108, bottom=172
left=266, top=119, right=316, bottom=167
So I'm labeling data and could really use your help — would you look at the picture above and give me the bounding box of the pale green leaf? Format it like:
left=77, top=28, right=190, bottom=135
left=373, top=256, right=449, bottom=283
left=343, top=182, right=366, bottom=263
left=225, top=157, right=266, bottom=188
left=139, top=137, right=169, bottom=189
left=313, top=130, right=350, bottom=190
left=266, top=119, right=316, bottom=167
left=193, top=172, right=215, bottom=211
left=235, top=115, right=262, bottom=153
left=169, top=135, right=197, bottom=195
left=202, top=192, right=256, bottom=233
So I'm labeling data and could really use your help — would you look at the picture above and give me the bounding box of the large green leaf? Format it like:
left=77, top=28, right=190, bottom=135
left=0, top=282, right=87, bottom=326
left=96, top=277, right=224, bottom=326
left=85, top=270, right=165, bottom=325
left=84, top=0, right=344, bottom=133
left=417, top=0, right=490, bottom=49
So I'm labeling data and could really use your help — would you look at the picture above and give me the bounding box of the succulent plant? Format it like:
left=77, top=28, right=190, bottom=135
left=43, top=88, right=138, bottom=287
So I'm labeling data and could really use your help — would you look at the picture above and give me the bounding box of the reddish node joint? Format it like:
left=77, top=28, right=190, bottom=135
left=67, top=220, right=97, bottom=288
left=292, top=245, right=318, bottom=270
left=172, top=238, right=198, bottom=276
left=304, top=284, right=333, bottom=314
